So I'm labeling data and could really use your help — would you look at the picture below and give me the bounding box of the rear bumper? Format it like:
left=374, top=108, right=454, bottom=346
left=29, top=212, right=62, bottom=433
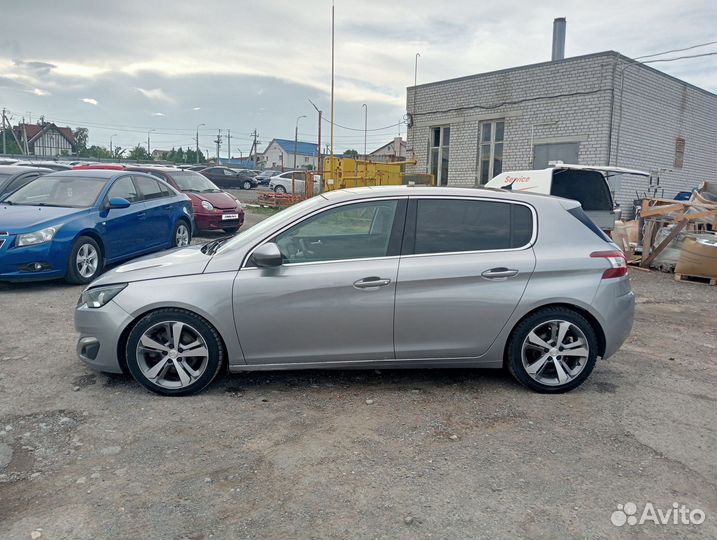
left=75, top=299, right=133, bottom=373
left=593, top=278, right=635, bottom=359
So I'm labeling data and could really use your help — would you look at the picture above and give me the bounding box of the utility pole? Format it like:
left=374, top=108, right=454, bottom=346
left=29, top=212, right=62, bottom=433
left=110, top=133, right=117, bottom=156
left=294, top=115, right=306, bottom=169
left=227, top=129, right=231, bottom=159
left=249, top=129, right=259, bottom=160
left=2, top=108, right=6, bottom=155
left=214, top=129, right=222, bottom=161
left=362, top=103, right=367, bottom=159
left=195, top=123, right=205, bottom=164
left=330, top=2, right=335, bottom=172
left=147, top=129, right=154, bottom=158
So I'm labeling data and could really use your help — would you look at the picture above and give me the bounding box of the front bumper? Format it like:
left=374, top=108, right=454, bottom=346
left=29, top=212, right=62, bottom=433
left=75, top=299, right=134, bottom=373
left=194, top=210, right=245, bottom=231
left=0, top=238, right=67, bottom=282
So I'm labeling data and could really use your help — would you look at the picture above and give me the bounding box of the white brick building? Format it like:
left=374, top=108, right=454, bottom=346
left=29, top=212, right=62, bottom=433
left=406, top=51, right=717, bottom=212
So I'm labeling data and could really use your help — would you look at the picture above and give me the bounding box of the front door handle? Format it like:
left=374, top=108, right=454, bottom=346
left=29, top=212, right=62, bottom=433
left=481, top=267, right=519, bottom=279
left=137, top=212, right=146, bottom=219
left=353, top=276, right=391, bottom=289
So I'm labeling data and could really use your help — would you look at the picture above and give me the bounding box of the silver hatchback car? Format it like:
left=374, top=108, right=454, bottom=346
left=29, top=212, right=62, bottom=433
left=75, top=186, right=634, bottom=396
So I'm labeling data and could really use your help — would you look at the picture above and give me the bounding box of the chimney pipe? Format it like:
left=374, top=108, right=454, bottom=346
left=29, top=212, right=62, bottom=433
left=551, top=17, right=566, bottom=61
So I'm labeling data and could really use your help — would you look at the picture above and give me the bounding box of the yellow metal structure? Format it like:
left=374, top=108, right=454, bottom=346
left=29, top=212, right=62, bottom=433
left=322, top=157, right=423, bottom=191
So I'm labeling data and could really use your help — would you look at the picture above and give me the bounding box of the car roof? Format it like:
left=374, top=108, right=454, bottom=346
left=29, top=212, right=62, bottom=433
left=0, top=165, right=54, bottom=174
left=45, top=168, right=132, bottom=179
left=320, top=185, right=569, bottom=206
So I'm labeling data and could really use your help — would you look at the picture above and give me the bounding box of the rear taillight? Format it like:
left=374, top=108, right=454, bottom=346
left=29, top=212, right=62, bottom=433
left=590, top=250, right=627, bottom=279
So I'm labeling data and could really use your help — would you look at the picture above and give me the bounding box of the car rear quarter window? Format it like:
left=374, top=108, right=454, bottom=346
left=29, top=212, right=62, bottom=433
left=134, top=176, right=166, bottom=200
left=411, top=199, right=533, bottom=255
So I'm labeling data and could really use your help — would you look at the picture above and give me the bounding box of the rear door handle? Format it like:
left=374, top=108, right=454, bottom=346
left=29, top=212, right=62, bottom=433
left=353, top=276, right=391, bottom=289
left=481, top=267, right=519, bottom=279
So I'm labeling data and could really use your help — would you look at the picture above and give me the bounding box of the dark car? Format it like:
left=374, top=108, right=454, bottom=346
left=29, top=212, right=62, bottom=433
left=255, top=169, right=280, bottom=185
left=0, top=165, right=53, bottom=199
left=0, top=169, right=194, bottom=283
left=126, top=166, right=244, bottom=234
left=199, top=167, right=258, bottom=190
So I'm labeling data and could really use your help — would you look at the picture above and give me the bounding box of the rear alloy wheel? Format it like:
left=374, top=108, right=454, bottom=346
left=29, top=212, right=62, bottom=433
left=242, top=180, right=252, bottom=190
left=173, top=221, right=191, bottom=247
left=126, top=309, right=224, bottom=396
left=506, top=308, right=598, bottom=393
left=274, top=185, right=287, bottom=194
left=66, top=236, right=103, bottom=284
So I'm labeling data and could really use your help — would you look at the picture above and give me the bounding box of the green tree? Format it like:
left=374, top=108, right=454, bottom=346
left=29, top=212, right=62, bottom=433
left=129, top=145, right=150, bottom=161
left=73, top=127, right=89, bottom=155
left=343, top=149, right=359, bottom=159
left=1, top=128, right=23, bottom=154
left=86, top=145, right=113, bottom=159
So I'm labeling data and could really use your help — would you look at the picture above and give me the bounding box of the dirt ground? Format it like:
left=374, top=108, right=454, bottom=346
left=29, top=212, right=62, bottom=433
left=0, top=212, right=715, bottom=540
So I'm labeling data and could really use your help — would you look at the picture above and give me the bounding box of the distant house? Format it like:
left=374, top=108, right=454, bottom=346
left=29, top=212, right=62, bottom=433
left=14, top=122, right=77, bottom=156
left=261, top=138, right=319, bottom=170
left=369, top=137, right=406, bottom=162
left=151, top=149, right=170, bottom=160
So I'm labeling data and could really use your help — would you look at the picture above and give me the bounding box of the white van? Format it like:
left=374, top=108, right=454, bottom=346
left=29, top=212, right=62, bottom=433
left=485, top=164, right=649, bottom=231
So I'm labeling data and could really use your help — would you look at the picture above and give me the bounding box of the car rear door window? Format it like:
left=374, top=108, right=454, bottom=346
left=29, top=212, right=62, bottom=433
left=134, top=176, right=166, bottom=200
left=411, top=199, right=532, bottom=254
left=274, top=200, right=401, bottom=264
left=107, top=176, right=139, bottom=203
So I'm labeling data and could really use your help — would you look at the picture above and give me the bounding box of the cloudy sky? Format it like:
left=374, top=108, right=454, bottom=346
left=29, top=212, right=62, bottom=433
left=1, top=0, right=715, bottom=157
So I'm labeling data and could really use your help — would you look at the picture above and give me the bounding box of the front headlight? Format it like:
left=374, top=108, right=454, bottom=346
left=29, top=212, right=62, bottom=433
left=201, top=200, right=214, bottom=210
left=16, top=226, right=58, bottom=247
left=79, top=283, right=127, bottom=308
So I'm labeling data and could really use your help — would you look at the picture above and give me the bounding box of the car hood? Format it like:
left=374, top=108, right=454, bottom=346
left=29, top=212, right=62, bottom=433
left=90, top=244, right=212, bottom=287
left=0, top=204, right=86, bottom=233
left=191, top=191, right=239, bottom=210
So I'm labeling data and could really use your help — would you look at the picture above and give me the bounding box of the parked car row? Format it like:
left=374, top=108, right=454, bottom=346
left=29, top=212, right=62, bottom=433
left=0, top=164, right=245, bottom=284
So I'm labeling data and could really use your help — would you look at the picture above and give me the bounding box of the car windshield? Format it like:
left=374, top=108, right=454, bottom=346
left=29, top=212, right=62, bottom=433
left=217, top=196, right=324, bottom=254
left=3, top=175, right=106, bottom=208
left=169, top=171, right=222, bottom=193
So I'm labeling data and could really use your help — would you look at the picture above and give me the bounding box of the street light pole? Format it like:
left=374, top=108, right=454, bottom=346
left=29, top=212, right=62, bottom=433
left=308, top=99, right=322, bottom=176
left=195, top=123, right=205, bottom=164
left=109, top=133, right=117, bottom=157
left=294, top=115, right=307, bottom=169
left=362, top=103, right=367, bottom=160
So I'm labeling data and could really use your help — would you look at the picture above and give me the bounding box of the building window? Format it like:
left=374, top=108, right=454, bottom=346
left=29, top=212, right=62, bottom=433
left=674, top=137, right=685, bottom=169
left=478, top=120, right=504, bottom=184
left=429, top=126, right=450, bottom=186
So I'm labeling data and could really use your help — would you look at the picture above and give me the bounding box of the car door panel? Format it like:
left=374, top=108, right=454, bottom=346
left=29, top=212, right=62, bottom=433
left=233, top=259, right=399, bottom=364
left=101, top=175, right=147, bottom=261
left=394, top=250, right=536, bottom=359
left=133, top=176, right=170, bottom=247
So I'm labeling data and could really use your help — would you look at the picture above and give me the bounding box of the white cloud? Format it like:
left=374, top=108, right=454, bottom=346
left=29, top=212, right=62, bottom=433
left=136, top=87, right=175, bottom=103
left=32, top=88, right=50, bottom=96
left=151, top=112, right=165, bottom=116
left=192, top=107, right=201, bottom=111
left=81, top=97, right=98, bottom=105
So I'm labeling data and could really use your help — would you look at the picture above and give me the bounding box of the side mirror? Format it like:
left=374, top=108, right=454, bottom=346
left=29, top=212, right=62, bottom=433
left=108, top=197, right=130, bottom=209
left=252, top=242, right=283, bottom=267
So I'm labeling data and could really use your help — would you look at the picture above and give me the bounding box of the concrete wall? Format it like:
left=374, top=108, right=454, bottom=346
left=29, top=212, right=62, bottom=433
left=609, top=59, right=717, bottom=209
left=406, top=51, right=717, bottom=214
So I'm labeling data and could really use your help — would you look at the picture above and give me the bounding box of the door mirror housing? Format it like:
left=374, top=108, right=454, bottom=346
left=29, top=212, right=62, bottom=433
left=252, top=242, right=283, bottom=267
left=108, top=197, right=131, bottom=209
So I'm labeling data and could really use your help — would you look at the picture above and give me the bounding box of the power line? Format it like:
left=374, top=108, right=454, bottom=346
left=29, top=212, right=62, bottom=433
left=642, top=51, right=717, bottom=64
left=633, top=40, right=717, bottom=60
left=322, top=116, right=406, bottom=132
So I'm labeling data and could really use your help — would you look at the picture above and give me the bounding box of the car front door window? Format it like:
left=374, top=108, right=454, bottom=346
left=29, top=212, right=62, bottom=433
left=273, top=200, right=399, bottom=264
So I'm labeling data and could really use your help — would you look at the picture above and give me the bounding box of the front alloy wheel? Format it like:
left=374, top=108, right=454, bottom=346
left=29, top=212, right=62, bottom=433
left=242, top=180, right=252, bottom=190
left=173, top=221, right=191, bottom=247
left=126, top=309, right=224, bottom=396
left=66, top=236, right=104, bottom=284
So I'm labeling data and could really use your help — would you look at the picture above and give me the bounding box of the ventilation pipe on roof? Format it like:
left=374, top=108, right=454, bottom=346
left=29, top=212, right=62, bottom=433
left=552, top=17, right=566, bottom=61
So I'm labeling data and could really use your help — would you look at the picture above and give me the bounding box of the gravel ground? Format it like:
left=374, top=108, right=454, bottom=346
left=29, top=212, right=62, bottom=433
left=0, top=216, right=715, bottom=540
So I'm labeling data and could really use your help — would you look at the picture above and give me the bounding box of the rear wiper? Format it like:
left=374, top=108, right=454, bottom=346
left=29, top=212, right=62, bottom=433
left=201, top=236, right=232, bottom=255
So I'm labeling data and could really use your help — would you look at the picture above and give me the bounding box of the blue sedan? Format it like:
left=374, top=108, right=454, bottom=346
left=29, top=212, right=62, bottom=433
left=0, top=169, right=194, bottom=283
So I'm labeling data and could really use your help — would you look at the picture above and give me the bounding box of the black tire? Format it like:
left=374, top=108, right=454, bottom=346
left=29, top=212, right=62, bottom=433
left=172, top=220, right=192, bottom=247
left=506, top=307, right=599, bottom=393
left=65, top=236, right=103, bottom=284
left=242, top=180, right=252, bottom=190
left=125, top=308, right=225, bottom=396
left=223, top=226, right=239, bottom=235
left=274, top=185, right=287, bottom=194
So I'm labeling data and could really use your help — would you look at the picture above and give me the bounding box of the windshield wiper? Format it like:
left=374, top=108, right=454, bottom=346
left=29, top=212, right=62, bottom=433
left=201, top=236, right=232, bottom=255
left=1, top=200, right=12, bottom=205
left=182, top=188, right=201, bottom=193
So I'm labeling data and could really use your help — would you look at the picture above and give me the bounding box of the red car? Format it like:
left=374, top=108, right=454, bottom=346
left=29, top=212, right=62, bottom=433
left=126, top=166, right=245, bottom=234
